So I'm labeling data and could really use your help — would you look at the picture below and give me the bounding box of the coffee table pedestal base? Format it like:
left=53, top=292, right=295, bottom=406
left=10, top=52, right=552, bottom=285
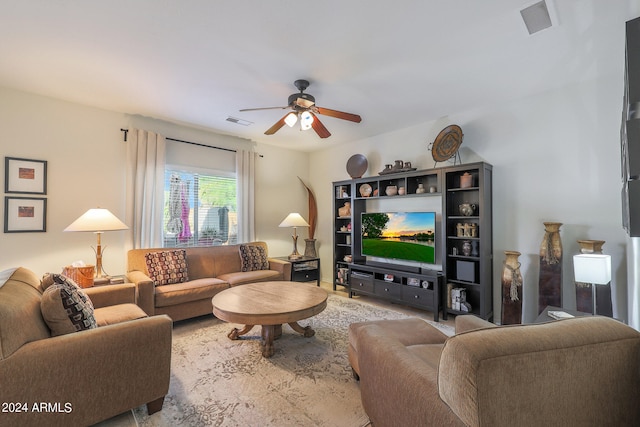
left=227, top=322, right=315, bottom=358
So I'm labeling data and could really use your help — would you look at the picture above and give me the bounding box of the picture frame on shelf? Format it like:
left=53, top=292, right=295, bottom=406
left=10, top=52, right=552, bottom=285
left=4, top=157, right=48, bottom=194
left=4, top=196, right=47, bottom=233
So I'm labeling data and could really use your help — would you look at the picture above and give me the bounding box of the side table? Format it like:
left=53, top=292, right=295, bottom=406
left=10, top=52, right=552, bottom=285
left=274, top=256, right=321, bottom=286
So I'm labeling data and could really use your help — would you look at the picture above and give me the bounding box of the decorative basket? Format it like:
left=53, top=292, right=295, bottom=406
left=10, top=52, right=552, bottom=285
left=62, top=265, right=95, bottom=288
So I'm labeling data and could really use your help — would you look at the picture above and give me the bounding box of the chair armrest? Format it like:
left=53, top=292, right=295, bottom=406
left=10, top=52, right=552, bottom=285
left=268, top=258, right=292, bottom=281
left=84, top=283, right=136, bottom=308
left=455, top=314, right=496, bottom=334
left=0, top=315, right=172, bottom=426
left=126, top=270, right=156, bottom=315
left=357, top=324, right=463, bottom=426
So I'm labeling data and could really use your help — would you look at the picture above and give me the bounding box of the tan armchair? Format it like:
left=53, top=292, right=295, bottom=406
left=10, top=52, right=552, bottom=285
left=0, top=267, right=172, bottom=427
left=352, top=315, right=640, bottom=427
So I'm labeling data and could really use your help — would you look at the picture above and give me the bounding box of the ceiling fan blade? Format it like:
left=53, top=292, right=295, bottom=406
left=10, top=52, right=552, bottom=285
left=239, top=106, right=289, bottom=112
left=310, top=113, right=331, bottom=138
left=315, top=107, right=362, bottom=123
left=264, top=114, right=290, bottom=135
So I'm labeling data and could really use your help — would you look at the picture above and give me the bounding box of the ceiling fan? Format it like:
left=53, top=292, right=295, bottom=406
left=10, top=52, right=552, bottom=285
left=239, top=79, right=362, bottom=138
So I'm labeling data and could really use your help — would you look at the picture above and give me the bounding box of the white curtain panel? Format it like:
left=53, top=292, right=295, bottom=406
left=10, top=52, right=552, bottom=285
left=125, top=129, right=166, bottom=249
left=236, top=149, right=256, bottom=243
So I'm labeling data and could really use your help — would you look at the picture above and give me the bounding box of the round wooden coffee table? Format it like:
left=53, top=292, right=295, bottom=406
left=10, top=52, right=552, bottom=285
left=212, top=281, right=328, bottom=357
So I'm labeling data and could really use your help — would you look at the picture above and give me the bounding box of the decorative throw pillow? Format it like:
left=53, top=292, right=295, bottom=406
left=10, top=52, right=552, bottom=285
left=40, top=274, right=97, bottom=336
left=239, top=244, right=269, bottom=272
left=145, top=249, right=189, bottom=286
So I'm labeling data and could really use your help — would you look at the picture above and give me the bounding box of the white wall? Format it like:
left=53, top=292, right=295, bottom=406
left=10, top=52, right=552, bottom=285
left=0, top=87, right=309, bottom=277
left=309, top=74, right=628, bottom=323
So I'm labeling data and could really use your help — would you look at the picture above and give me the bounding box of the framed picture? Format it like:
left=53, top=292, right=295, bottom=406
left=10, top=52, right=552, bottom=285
left=5, top=157, right=47, bottom=194
left=4, top=197, right=47, bottom=233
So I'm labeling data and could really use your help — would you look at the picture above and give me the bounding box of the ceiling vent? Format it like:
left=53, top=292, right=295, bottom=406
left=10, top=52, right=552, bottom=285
left=520, top=0, right=553, bottom=35
left=226, top=116, right=252, bottom=126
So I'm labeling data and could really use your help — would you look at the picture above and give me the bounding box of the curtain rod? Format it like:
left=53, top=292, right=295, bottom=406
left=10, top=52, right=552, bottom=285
left=120, top=128, right=236, bottom=153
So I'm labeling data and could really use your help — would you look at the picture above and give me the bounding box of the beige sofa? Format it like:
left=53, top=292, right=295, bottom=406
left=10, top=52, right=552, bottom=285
left=127, top=241, right=291, bottom=321
left=0, top=267, right=172, bottom=427
left=350, top=315, right=640, bottom=427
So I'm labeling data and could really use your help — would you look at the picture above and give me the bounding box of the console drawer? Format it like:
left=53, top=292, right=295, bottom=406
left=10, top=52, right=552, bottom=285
left=292, top=268, right=319, bottom=282
left=375, top=281, right=402, bottom=299
left=350, top=272, right=374, bottom=293
left=402, top=286, right=434, bottom=308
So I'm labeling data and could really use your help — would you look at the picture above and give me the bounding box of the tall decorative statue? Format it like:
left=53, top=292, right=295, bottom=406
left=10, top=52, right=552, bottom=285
left=538, top=222, right=563, bottom=314
left=501, top=251, right=523, bottom=324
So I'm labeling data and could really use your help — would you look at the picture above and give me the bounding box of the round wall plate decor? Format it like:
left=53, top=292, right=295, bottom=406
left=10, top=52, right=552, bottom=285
left=431, top=125, right=463, bottom=162
left=346, top=154, right=368, bottom=178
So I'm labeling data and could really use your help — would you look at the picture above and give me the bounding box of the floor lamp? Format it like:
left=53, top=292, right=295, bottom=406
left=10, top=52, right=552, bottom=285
left=64, top=208, right=128, bottom=279
left=573, top=253, right=612, bottom=315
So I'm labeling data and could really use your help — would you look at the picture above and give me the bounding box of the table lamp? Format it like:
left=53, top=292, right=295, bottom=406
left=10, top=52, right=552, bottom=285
left=279, top=213, right=309, bottom=260
left=573, top=253, right=612, bottom=315
left=64, top=208, right=128, bottom=279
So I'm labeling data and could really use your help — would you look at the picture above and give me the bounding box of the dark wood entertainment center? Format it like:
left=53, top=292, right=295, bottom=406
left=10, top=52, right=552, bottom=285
left=333, top=161, right=493, bottom=320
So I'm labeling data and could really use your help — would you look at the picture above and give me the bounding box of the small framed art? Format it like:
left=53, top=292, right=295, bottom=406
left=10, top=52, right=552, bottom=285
left=4, top=197, right=47, bottom=233
left=5, top=157, right=48, bottom=194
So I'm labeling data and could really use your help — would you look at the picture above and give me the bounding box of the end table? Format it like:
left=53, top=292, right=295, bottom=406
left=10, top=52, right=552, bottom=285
left=274, top=256, right=321, bottom=286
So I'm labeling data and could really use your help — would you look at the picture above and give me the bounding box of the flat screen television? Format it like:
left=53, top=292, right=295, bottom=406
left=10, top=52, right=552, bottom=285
left=361, top=211, right=436, bottom=264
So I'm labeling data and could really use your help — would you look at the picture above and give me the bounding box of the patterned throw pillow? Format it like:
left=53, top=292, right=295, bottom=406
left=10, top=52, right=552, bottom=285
left=239, top=244, right=269, bottom=272
left=40, top=274, right=97, bottom=336
left=145, top=249, right=189, bottom=286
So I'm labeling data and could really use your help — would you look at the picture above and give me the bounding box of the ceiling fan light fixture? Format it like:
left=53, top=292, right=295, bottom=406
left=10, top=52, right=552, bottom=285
left=284, top=112, right=298, bottom=127
left=300, top=111, right=314, bottom=130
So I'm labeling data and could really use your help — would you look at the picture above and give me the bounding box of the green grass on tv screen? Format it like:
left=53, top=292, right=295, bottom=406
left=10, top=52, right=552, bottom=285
left=362, top=239, right=435, bottom=264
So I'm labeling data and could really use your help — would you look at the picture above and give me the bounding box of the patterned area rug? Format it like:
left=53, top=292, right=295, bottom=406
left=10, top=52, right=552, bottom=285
left=133, top=294, right=453, bottom=427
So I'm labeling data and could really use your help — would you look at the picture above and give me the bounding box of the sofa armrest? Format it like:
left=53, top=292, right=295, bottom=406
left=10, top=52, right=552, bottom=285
left=0, top=314, right=172, bottom=426
left=455, top=314, right=496, bottom=334
left=126, top=270, right=156, bottom=316
left=268, top=258, right=292, bottom=281
left=84, top=283, right=136, bottom=308
left=356, top=324, right=464, bottom=427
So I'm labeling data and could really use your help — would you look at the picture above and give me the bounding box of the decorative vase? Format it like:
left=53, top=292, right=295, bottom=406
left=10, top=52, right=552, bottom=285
left=416, top=183, right=426, bottom=194
left=338, top=202, right=351, bottom=217
left=501, top=251, right=523, bottom=325
left=462, top=240, right=472, bottom=256
left=385, top=186, right=398, bottom=196
left=575, top=240, right=612, bottom=316
left=304, top=238, right=317, bottom=258
left=459, top=203, right=476, bottom=216
left=538, top=222, right=562, bottom=314
left=460, top=172, right=473, bottom=188
left=398, top=186, right=406, bottom=195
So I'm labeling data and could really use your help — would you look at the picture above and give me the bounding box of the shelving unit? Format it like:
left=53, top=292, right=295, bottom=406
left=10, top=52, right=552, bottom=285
left=332, top=161, right=493, bottom=320
left=443, top=163, right=493, bottom=320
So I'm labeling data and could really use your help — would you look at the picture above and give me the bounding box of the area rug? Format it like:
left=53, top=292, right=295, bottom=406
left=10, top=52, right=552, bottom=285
left=133, top=294, right=453, bottom=427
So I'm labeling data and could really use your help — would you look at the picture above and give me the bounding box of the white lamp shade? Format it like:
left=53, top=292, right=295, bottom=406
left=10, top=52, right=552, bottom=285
left=64, top=208, right=128, bottom=232
left=284, top=112, right=298, bottom=127
left=573, top=254, right=611, bottom=285
left=279, top=213, right=310, bottom=228
left=300, top=111, right=314, bottom=130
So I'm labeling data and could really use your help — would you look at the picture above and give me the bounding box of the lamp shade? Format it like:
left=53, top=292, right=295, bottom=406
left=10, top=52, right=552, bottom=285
left=279, top=213, right=310, bottom=228
left=64, top=208, right=128, bottom=232
left=573, top=254, right=611, bottom=285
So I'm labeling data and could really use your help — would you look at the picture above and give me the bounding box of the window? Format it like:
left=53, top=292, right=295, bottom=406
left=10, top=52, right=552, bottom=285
left=163, top=168, right=237, bottom=247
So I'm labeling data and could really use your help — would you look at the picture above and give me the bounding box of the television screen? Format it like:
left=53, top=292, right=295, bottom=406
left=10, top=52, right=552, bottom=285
left=361, top=212, right=436, bottom=264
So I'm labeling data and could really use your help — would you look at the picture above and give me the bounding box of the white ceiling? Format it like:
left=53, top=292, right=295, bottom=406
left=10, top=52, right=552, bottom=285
left=1, top=1, right=638, bottom=151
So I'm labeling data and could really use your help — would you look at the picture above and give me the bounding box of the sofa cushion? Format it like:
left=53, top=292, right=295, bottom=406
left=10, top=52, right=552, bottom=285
left=94, top=303, right=148, bottom=326
left=40, top=274, right=97, bottom=336
left=145, top=249, right=189, bottom=286
left=154, top=278, right=229, bottom=308
left=239, top=244, right=269, bottom=272
left=218, top=269, right=282, bottom=286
